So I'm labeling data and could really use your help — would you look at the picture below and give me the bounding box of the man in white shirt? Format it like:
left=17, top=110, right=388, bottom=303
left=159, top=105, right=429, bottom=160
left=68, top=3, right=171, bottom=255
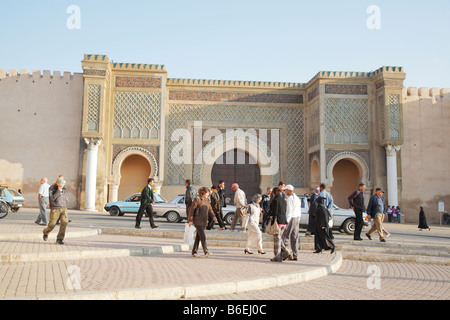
left=283, top=185, right=301, bottom=260
left=35, top=177, right=50, bottom=226
left=230, top=183, right=247, bottom=231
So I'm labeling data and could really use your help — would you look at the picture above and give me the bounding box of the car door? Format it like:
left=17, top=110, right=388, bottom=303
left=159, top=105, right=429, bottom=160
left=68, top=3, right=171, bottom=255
left=124, top=194, right=141, bottom=213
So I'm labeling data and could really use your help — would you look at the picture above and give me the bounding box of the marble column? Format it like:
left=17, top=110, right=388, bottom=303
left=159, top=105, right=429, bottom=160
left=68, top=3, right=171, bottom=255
left=385, top=145, right=400, bottom=207
left=84, top=138, right=102, bottom=211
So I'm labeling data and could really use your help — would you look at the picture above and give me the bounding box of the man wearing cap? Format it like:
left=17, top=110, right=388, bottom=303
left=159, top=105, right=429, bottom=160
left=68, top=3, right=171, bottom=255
left=230, top=183, right=246, bottom=231
left=43, top=175, right=69, bottom=244
left=366, top=187, right=387, bottom=242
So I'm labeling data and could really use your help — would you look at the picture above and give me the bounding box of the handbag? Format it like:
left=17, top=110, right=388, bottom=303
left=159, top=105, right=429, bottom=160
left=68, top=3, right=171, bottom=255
left=265, top=216, right=280, bottom=235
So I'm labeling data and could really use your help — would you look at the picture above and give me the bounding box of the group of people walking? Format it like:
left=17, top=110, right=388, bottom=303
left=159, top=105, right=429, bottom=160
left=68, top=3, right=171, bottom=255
left=183, top=180, right=336, bottom=262
left=36, top=175, right=434, bottom=252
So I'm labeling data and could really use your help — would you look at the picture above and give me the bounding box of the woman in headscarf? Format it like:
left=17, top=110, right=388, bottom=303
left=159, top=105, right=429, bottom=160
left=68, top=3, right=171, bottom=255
left=244, top=194, right=266, bottom=255
left=418, top=206, right=430, bottom=231
left=314, top=196, right=335, bottom=254
left=188, top=187, right=217, bottom=258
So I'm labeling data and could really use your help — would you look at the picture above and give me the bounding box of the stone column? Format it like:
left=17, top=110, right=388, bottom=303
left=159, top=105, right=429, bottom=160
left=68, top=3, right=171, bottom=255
left=385, top=145, right=400, bottom=207
left=84, top=138, right=102, bottom=211
left=109, top=183, right=119, bottom=203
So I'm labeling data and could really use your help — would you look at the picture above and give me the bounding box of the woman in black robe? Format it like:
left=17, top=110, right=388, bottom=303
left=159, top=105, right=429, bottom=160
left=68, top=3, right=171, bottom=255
left=314, top=197, right=335, bottom=254
left=418, top=206, right=430, bottom=231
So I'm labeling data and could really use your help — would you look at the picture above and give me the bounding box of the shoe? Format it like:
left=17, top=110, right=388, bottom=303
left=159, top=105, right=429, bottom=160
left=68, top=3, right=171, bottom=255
left=354, top=238, right=363, bottom=241
left=192, top=253, right=199, bottom=258
left=314, top=249, right=322, bottom=253
left=135, top=225, right=141, bottom=229
left=151, top=225, right=159, bottom=229
left=330, top=248, right=335, bottom=254
left=244, top=249, right=254, bottom=255
left=56, top=239, right=64, bottom=245
left=380, top=239, right=386, bottom=242
left=289, top=256, right=298, bottom=261
left=366, top=233, right=372, bottom=240
left=258, top=250, right=266, bottom=255
left=205, top=252, right=212, bottom=258
left=270, top=257, right=282, bottom=262
left=43, top=234, right=48, bottom=241
left=386, top=233, right=391, bottom=238
left=218, top=227, right=225, bottom=231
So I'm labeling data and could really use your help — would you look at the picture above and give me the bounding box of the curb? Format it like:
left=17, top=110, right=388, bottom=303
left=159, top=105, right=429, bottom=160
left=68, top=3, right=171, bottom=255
left=27, top=252, right=342, bottom=300
left=0, top=244, right=190, bottom=264
left=0, top=229, right=101, bottom=241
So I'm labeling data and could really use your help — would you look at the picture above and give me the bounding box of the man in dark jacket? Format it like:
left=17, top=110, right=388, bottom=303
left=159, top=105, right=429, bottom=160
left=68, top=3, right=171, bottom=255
left=136, top=178, right=158, bottom=229
left=348, top=183, right=366, bottom=241
left=366, top=188, right=386, bottom=242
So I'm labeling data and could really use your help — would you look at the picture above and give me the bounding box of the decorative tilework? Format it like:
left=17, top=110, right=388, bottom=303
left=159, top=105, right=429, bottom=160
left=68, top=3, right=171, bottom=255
left=324, top=98, right=369, bottom=144
left=169, top=90, right=303, bottom=104
left=308, top=99, right=320, bottom=148
left=113, top=91, right=161, bottom=139
left=167, top=104, right=305, bottom=187
left=325, top=84, right=368, bottom=95
left=87, top=85, right=101, bottom=131
left=388, top=94, right=401, bottom=140
left=378, top=94, right=386, bottom=140
left=115, top=76, right=162, bottom=88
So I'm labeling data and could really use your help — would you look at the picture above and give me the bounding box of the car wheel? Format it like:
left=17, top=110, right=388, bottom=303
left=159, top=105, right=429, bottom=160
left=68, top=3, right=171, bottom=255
left=342, top=218, right=356, bottom=235
left=166, top=211, right=181, bottom=223
left=224, top=212, right=234, bottom=225
left=0, top=203, right=8, bottom=219
left=109, top=206, right=121, bottom=217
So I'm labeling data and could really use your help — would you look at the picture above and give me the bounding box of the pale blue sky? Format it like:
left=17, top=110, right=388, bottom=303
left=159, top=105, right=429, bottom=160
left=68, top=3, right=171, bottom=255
left=1, top=0, right=449, bottom=88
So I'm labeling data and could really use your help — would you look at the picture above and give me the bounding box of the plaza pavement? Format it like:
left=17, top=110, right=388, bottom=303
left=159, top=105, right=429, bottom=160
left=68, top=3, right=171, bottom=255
left=0, top=209, right=448, bottom=300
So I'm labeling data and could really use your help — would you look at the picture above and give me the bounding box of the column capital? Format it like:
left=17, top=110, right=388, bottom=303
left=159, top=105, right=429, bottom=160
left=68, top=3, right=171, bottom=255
left=84, top=137, right=102, bottom=149
left=385, top=144, right=401, bottom=156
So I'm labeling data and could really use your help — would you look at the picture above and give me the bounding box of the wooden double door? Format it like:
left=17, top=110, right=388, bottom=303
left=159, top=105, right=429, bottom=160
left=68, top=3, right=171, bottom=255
left=211, top=149, right=261, bottom=205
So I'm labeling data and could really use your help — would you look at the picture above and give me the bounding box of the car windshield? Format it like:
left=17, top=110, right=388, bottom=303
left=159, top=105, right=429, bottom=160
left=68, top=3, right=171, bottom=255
left=153, top=193, right=166, bottom=203
left=168, top=196, right=183, bottom=204
left=7, top=189, right=21, bottom=197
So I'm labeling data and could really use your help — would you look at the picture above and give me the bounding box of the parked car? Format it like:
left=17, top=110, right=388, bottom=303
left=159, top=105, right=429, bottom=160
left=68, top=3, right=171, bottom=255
left=0, top=185, right=25, bottom=214
left=104, top=192, right=165, bottom=217
left=104, top=193, right=237, bottom=224
left=298, top=195, right=369, bottom=235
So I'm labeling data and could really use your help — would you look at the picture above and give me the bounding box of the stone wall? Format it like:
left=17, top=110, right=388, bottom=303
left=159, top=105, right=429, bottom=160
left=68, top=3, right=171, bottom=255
left=0, top=69, right=83, bottom=209
left=401, top=87, right=450, bottom=223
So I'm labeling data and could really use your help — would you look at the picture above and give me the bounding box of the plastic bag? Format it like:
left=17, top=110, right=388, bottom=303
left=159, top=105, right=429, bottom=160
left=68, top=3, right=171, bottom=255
left=183, top=223, right=195, bottom=247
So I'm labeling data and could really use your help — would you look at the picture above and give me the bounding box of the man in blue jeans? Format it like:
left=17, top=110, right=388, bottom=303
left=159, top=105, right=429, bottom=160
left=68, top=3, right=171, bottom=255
left=366, top=188, right=387, bottom=242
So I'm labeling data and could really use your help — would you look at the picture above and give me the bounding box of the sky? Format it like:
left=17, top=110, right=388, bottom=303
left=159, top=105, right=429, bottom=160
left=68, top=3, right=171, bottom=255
left=0, top=0, right=449, bottom=88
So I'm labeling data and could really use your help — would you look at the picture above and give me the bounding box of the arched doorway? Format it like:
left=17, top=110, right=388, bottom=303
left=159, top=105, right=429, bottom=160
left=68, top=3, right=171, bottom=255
left=211, top=149, right=261, bottom=205
left=311, top=158, right=320, bottom=189
left=330, top=159, right=360, bottom=208
left=118, top=154, right=151, bottom=200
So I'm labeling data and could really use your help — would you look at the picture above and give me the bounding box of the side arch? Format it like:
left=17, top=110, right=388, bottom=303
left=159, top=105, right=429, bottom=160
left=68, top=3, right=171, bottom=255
left=111, top=147, right=159, bottom=185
